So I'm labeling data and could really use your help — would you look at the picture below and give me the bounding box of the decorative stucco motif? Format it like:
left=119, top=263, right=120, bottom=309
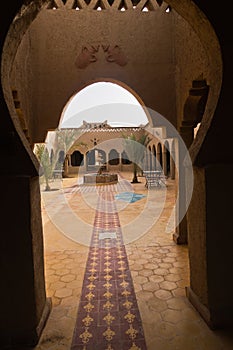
left=75, top=44, right=127, bottom=69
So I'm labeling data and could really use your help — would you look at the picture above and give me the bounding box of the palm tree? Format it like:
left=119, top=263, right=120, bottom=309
left=34, top=143, right=54, bottom=191
left=54, top=129, right=87, bottom=177
left=55, top=129, right=81, bottom=155
left=122, top=132, right=151, bottom=183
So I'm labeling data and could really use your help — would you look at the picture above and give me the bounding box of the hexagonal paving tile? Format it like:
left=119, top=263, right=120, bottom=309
left=159, top=262, right=173, bottom=269
left=169, top=267, right=184, bottom=274
left=136, top=290, right=154, bottom=301
left=137, top=258, right=149, bottom=265
left=130, top=263, right=144, bottom=271
left=159, top=281, right=177, bottom=291
left=55, top=254, right=69, bottom=260
left=167, top=252, right=177, bottom=258
left=144, top=263, right=159, bottom=270
left=50, top=306, right=68, bottom=320
left=163, top=257, right=175, bottom=263
left=60, top=295, right=77, bottom=307
left=47, top=274, right=60, bottom=283
left=45, top=269, right=55, bottom=276
left=176, top=279, right=188, bottom=288
left=154, top=289, right=172, bottom=300
left=161, top=309, right=183, bottom=323
left=55, top=288, right=73, bottom=298
left=52, top=263, right=65, bottom=270
left=172, top=287, right=186, bottom=297
left=164, top=274, right=181, bottom=282
left=139, top=269, right=153, bottom=277
left=149, top=274, right=164, bottom=283
left=133, top=275, right=148, bottom=285
left=55, top=269, right=70, bottom=276
left=158, top=248, right=170, bottom=254
left=153, top=321, right=177, bottom=339
left=153, top=268, right=169, bottom=276
left=142, top=281, right=159, bottom=292
left=51, top=296, right=62, bottom=306
left=142, top=253, right=153, bottom=259
left=50, top=281, right=66, bottom=290
left=147, top=297, right=168, bottom=312
left=167, top=297, right=189, bottom=310
left=62, top=258, right=74, bottom=265
left=67, top=279, right=84, bottom=289
left=60, top=274, right=76, bottom=283
left=173, top=261, right=185, bottom=268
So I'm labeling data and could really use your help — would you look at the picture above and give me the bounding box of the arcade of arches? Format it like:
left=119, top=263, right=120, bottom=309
left=1, top=0, right=233, bottom=349
left=56, top=124, right=175, bottom=179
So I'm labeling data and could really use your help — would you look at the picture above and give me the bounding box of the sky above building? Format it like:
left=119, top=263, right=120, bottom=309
left=59, top=82, right=149, bottom=128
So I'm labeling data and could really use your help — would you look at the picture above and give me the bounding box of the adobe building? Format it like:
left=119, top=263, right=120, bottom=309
left=46, top=120, right=175, bottom=178
left=0, top=0, right=233, bottom=348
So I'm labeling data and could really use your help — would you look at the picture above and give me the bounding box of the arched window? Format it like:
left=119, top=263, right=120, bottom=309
left=96, top=149, right=106, bottom=164
left=87, top=150, right=95, bottom=165
left=109, top=149, right=119, bottom=165
left=148, top=146, right=152, bottom=170
left=152, top=145, right=156, bottom=170
left=121, top=150, right=131, bottom=165
left=58, top=150, right=65, bottom=163
left=164, top=141, right=170, bottom=175
left=71, top=151, right=84, bottom=166
left=157, top=143, right=163, bottom=169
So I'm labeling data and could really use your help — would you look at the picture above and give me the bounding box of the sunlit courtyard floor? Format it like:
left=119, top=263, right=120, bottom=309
left=34, top=172, right=233, bottom=350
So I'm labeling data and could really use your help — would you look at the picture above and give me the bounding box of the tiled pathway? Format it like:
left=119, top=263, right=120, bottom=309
left=71, top=188, right=147, bottom=350
left=35, top=173, right=233, bottom=350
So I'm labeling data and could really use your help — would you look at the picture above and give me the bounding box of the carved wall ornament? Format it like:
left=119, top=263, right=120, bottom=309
left=75, top=45, right=100, bottom=69
left=75, top=44, right=128, bottom=69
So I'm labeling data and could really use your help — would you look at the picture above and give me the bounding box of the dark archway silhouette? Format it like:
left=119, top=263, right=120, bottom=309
left=164, top=140, right=170, bottom=176
left=108, top=149, right=120, bottom=165
left=71, top=150, right=84, bottom=166
left=157, top=143, right=163, bottom=170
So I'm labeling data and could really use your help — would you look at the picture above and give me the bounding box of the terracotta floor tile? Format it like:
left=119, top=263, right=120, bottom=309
left=159, top=281, right=177, bottom=291
left=161, top=309, right=183, bottom=323
left=142, top=281, right=159, bottom=292
left=166, top=297, right=190, bottom=311
left=55, top=288, right=73, bottom=298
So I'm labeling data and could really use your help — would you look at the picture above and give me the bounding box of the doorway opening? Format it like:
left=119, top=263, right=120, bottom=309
left=35, top=79, right=190, bottom=349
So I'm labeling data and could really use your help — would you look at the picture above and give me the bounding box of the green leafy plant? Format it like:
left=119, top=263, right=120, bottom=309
left=34, top=143, right=54, bottom=191
left=122, top=133, right=151, bottom=183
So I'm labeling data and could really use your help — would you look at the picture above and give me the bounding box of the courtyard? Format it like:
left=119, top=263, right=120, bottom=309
left=33, top=172, right=233, bottom=350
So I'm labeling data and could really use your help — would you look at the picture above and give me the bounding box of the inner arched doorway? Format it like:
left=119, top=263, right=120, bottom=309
left=59, top=81, right=150, bottom=128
